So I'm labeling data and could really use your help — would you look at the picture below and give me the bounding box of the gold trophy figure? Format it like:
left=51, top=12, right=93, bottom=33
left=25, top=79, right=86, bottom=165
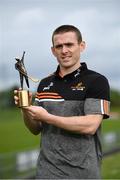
left=15, top=51, right=30, bottom=107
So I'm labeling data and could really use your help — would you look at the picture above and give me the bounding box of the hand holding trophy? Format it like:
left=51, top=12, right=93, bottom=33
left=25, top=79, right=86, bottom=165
left=15, top=51, right=39, bottom=107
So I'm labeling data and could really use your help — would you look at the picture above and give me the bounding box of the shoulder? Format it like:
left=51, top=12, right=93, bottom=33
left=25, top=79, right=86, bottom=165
left=37, top=72, right=55, bottom=91
left=87, top=68, right=109, bottom=88
left=85, top=69, right=110, bottom=100
left=37, top=71, right=56, bottom=85
left=84, top=68, right=109, bottom=85
left=86, top=68, right=107, bottom=79
left=80, top=62, right=109, bottom=85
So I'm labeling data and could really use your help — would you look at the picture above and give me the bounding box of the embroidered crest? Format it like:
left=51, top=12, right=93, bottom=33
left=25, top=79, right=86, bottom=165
left=71, top=82, right=85, bottom=91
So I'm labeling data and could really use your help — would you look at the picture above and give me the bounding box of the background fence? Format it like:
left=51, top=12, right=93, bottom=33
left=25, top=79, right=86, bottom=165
left=0, top=149, right=39, bottom=179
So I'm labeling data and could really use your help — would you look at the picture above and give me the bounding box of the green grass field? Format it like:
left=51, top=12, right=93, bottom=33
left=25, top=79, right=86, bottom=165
left=102, top=116, right=120, bottom=178
left=102, top=152, right=120, bottom=179
left=102, top=119, right=120, bottom=133
left=0, top=108, right=39, bottom=153
left=0, top=107, right=120, bottom=178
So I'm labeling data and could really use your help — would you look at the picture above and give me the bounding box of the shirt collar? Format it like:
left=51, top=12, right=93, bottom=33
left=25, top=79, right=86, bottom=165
left=55, top=62, right=87, bottom=80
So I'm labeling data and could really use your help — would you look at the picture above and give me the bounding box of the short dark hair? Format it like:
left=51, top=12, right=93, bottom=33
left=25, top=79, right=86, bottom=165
left=52, top=25, right=82, bottom=46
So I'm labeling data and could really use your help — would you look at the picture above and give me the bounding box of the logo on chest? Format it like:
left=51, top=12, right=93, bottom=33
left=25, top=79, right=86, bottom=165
left=71, top=82, right=85, bottom=91
left=43, top=82, right=54, bottom=91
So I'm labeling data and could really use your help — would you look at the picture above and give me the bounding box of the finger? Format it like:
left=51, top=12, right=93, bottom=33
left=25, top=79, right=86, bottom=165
left=29, top=92, right=32, bottom=99
left=15, top=100, right=18, bottom=105
left=14, top=88, right=22, bottom=95
left=22, top=107, right=34, bottom=117
left=14, top=98, right=19, bottom=105
left=14, top=95, right=19, bottom=100
left=29, top=91, right=32, bottom=96
left=14, top=90, right=18, bottom=94
left=22, top=106, right=31, bottom=111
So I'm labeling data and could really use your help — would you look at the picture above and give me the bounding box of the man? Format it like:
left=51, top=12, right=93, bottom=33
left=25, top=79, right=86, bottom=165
left=14, top=25, right=110, bottom=179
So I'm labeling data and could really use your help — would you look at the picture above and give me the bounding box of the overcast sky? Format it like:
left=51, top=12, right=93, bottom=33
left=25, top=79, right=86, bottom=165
left=0, top=0, right=120, bottom=92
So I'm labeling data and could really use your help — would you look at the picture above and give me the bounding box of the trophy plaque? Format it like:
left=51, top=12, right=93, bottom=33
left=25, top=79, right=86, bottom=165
left=15, top=51, right=30, bottom=107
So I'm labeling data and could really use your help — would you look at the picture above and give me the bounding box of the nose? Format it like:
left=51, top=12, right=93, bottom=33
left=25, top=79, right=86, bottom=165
left=61, top=45, right=68, bottom=53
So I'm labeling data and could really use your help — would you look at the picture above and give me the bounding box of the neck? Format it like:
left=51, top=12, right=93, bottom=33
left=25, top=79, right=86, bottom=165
left=59, top=62, right=81, bottom=77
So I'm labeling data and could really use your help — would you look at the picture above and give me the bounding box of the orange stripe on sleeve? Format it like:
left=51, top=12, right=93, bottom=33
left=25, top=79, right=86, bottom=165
left=103, top=100, right=110, bottom=116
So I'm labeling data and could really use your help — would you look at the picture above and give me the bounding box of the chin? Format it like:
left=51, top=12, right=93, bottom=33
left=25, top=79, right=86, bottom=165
left=61, top=61, right=72, bottom=66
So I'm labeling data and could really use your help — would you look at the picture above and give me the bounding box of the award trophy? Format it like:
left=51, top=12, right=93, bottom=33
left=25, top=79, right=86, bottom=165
left=15, top=51, right=30, bottom=107
left=15, top=51, right=39, bottom=107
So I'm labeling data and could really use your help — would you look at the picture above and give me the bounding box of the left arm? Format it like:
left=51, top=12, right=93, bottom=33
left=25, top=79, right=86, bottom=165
left=23, top=106, right=103, bottom=135
left=47, top=114, right=103, bottom=135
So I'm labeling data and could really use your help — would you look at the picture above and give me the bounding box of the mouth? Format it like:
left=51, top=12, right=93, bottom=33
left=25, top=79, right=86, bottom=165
left=61, top=56, right=72, bottom=60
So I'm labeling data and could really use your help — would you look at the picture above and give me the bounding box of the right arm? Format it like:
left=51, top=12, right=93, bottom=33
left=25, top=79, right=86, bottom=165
left=22, top=108, right=42, bottom=135
left=14, top=90, right=42, bottom=135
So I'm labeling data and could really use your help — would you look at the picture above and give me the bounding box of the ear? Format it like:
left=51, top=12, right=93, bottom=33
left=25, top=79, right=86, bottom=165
left=51, top=47, right=57, bottom=57
left=80, top=41, right=86, bottom=52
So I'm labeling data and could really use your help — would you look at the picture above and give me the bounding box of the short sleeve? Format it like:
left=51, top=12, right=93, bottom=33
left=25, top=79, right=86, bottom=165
left=84, top=75, right=110, bottom=119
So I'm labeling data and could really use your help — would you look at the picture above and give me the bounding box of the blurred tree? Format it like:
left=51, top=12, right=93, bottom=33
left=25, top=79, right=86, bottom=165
left=0, top=85, right=18, bottom=108
left=110, top=89, right=120, bottom=108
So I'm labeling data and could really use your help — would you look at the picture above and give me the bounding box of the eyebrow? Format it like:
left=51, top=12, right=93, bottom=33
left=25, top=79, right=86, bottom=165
left=54, top=42, right=74, bottom=48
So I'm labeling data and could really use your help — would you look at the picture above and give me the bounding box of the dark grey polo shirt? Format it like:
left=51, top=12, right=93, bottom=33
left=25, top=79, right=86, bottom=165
left=34, top=63, right=110, bottom=179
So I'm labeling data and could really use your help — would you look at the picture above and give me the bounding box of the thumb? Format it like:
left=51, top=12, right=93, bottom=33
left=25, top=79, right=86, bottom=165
left=29, top=91, right=33, bottom=103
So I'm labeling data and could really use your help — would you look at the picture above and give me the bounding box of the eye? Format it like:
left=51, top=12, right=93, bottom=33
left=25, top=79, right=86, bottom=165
left=65, top=43, right=73, bottom=47
left=54, top=44, right=63, bottom=49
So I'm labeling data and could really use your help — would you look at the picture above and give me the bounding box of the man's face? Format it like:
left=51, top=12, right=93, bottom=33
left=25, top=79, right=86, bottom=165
left=51, top=32, right=85, bottom=69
